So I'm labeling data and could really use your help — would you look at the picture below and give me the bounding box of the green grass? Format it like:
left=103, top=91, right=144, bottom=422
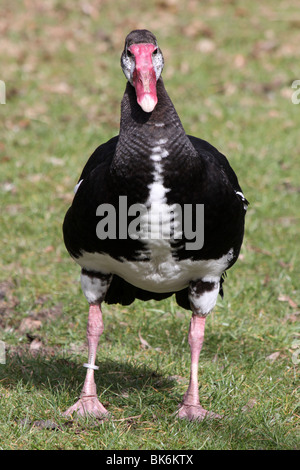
left=0, top=0, right=299, bottom=450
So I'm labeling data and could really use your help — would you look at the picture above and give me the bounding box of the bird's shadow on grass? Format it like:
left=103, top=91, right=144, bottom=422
left=1, top=347, right=182, bottom=417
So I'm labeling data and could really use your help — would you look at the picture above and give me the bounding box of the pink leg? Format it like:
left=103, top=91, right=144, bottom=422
left=178, top=315, right=221, bottom=421
left=64, top=304, right=110, bottom=419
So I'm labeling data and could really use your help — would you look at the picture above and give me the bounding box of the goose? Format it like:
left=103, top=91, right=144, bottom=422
left=63, top=29, right=248, bottom=420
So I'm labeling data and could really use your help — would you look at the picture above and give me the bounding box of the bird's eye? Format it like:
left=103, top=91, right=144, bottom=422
left=127, top=49, right=133, bottom=57
left=152, top=48, right=158, bottom=55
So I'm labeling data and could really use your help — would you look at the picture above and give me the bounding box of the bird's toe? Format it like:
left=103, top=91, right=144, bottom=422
left=177, top=404, right=222, bottom=422
left=63, top=396, right=110, bottom=420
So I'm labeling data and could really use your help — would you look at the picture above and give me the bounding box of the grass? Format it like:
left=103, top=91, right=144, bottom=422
left=0, top=0, right=299, bottom=450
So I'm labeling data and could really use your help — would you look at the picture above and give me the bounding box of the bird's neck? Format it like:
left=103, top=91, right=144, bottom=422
left=113, top=78, right=198, bottom=165
left=120, top=78, right=185, bottom=135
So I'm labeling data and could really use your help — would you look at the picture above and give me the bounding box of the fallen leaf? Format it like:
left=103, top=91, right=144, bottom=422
left=138, top=332, right=151, bottom=349
left=29, top=338, right=43, bottom=351
left=19, top=318, right=42, bottom=334
left=196, top=38, right=215, bottom=53
left=266, top=351, right=280, bottom=362
left=278, top=295, right=298, bottom=308
left=241, top=398, right=257, bottom=413
left=278, top=260, right=292, bottom=269
left=48, top=156, right=64, bottom=166
left=212, top=353, right=218, bottom=363
left=280, top=87, right=293, bottom=99
left=27, top=173, right=43, bottom=183
left=44, top=245, right=54, bottom=253
left=268, top=110, right=280, bottom=118
left=2, top=182, right=16, bottom=193
left=283, top=311, right=300, bottom=323
left=17, top=119, right=31, bottom=129
left=234, top=54, right=246, bottom=69
left=252, top=40, right=278, bottom=58
left=80, top=2, right=99, bottom=17
left=42, top=82, right=72, bottom=94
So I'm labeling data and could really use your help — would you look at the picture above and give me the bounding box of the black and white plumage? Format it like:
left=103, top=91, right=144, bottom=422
left=63, top=30, right=248, bottom=420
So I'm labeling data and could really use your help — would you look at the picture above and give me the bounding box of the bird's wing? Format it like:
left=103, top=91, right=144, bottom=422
left=75, top=135, right=119, bottom=186
left=187, top=135, right=249, bottom=210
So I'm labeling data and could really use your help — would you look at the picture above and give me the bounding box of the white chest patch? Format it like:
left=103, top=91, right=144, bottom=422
left=139, top=138, right=175, bottom=245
